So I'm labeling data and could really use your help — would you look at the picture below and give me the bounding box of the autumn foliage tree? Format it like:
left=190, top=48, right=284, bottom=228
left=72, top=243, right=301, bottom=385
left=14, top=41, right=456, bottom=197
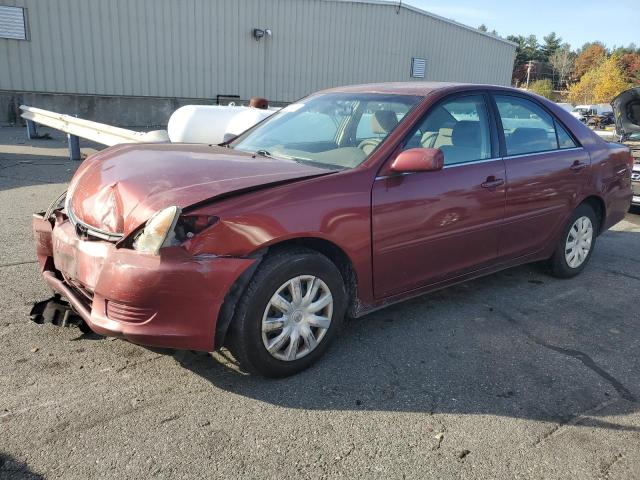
left=572, top=43, right=607, bottom=81
left=620, top=52, right=640, bottom=83
left=480, top=24, right=640, bottom=92
left=529, top=79, right=554, bottom=99
left=568, top=55, right=631, bottom=104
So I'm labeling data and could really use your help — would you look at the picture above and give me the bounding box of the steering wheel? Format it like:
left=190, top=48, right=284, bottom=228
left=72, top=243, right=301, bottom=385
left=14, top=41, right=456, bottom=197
left=357, top=138, right=382, bottom=154
left=420, top=131, right=438, bottom=148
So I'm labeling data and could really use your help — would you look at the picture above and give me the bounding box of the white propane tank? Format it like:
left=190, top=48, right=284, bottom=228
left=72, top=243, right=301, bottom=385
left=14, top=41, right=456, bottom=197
left=223, top=108, right=274, bottom=142
left=167, top=105, right=275, bottom=144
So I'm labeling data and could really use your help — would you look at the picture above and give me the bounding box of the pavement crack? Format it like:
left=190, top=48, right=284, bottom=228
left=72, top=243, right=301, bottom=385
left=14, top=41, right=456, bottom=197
left=600, top=453, right=623, bottom=479
left=599, top=253, right=640, bottom=265
left=495, top=308, right=637, bottom=403
left=159, top=414, right=180, bottom=424
left=595, top=267, right=640, bottom=283
left=0, top=173, right=57, bottom=184
left=535, top=342, right=636, bottom=402
left=532, top=398, right=617, bottom=446
left=0, top=260, right=37, bottom=268
left=0, top=162, right=21, bottom=171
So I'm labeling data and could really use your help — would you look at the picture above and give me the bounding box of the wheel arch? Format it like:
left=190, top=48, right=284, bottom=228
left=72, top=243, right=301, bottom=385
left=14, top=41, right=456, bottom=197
left=579, top=194, right=606, bottom=234
left=214, top=236, right=359, bottom=350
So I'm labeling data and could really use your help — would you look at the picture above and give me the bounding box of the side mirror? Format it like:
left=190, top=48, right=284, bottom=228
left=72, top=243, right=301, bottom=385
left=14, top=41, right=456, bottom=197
left=390, top=148, right=444, bottom=173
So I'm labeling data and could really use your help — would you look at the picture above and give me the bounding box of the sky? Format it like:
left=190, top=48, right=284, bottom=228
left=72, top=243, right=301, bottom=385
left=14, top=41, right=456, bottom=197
left=408, top=0, right=638, bottom=50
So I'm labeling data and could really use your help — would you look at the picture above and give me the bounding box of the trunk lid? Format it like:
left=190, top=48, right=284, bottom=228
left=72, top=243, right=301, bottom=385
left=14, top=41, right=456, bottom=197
left=612, top=87, right=640, bottom=139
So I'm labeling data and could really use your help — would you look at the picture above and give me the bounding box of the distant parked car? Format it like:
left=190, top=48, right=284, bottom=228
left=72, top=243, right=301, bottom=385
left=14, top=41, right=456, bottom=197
left=571, top=104, right=613, bottom=123
left=32, top=82, right=634, bottom=377
left=587, top=111, right=615, bottom=129
left=612, top=87, right=640, bottom=206
left=556, top=102, right=574, bottom=113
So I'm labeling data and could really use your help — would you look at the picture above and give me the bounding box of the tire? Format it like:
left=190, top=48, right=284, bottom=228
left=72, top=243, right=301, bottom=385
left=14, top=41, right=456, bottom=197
left=547, top=203, right=598, bottom=278
left=227, top=248, right=346, bottom=377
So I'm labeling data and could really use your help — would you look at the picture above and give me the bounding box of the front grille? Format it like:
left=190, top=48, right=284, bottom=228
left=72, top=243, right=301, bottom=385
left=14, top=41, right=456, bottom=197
left=106, top=301, right=155, bottom=324
left=67, top=204, right=123, bottom=243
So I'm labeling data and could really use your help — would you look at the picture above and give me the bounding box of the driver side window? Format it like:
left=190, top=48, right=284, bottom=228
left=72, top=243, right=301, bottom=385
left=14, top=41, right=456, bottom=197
left=403, top=95, right=492, bottom=166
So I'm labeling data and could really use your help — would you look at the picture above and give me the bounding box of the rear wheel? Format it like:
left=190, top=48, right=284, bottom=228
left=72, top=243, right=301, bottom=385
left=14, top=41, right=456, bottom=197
left=227, top=248, right=346, bottom=377
left=547, top=203, right=597, bottom=278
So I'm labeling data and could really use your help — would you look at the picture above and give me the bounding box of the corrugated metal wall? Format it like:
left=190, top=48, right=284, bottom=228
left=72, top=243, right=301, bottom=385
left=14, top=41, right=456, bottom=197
left=0, top=0, right=515, bottom=102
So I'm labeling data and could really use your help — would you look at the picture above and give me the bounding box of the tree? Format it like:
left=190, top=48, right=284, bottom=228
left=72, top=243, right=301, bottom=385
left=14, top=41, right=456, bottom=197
left=568, top=55, right=631, bottom=104
left=541, top=32, right=562, bottom=61
left=478, top=24, right=488, bottom=32
left=572, top=42, right=607, bottom=81
left=529, top=79, right=554, bottom=99
left=524, top=35, right=542, bottom=61
left=507, top=35, right=527, bottom=65
left=549, top=43, right=575, bottom=89
left=612, top=43, right=640, bottom=56
left=506, top=34, right=528, bottom=85
left=620, top=52, right=640, bottom=84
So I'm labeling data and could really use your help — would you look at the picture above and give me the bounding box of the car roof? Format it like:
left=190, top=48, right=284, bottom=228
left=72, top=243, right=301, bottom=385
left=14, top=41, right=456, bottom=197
left=318, top=81, right=519, bottom=97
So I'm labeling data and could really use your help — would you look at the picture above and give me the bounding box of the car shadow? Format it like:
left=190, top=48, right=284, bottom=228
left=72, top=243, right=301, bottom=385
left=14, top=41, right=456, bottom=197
left=172, top=228, right=640, bottom=431
left=0, top=451, right=43, bottom=479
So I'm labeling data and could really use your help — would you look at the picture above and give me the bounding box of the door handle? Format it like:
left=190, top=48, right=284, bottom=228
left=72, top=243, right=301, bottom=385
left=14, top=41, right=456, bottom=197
left=481, top=176, right=504, bottom=189
left=570, top=161, right=588, bottom=172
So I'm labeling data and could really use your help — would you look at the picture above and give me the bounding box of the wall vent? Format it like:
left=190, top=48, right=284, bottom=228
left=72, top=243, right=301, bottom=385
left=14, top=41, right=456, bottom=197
left=0, top=6, right=27, bottom=40
left=411, top=57, right=426, bottom=78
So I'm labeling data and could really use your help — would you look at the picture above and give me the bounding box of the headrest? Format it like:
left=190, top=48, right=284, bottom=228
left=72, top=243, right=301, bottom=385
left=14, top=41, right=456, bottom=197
left=371, top=110, right=398, bottom=134
left=452, top=121, right=481, bottom=147
left=509, top=128, right=548, bottom=146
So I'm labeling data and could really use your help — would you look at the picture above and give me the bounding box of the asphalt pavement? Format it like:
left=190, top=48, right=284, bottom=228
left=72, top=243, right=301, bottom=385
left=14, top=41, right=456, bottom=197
left=1, top=126, right=639, bottom=479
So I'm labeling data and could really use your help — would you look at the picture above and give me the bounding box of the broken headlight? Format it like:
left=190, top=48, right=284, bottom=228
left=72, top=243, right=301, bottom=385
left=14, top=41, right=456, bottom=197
left=172, top=214, right=219, bottom=244
left=133, top=206, right=181, bottom=254
left=133, top=206, right=219, bottom=255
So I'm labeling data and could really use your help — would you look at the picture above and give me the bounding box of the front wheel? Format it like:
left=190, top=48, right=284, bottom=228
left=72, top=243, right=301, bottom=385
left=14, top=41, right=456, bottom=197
left=227, top=248, right=346, bottom=377
left=546, top=204, right=598, bottom=278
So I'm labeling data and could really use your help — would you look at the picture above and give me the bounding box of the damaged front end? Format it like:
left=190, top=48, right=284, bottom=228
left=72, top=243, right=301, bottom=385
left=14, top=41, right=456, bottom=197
left=30, top=294, right=91, bottom=332
left=30, top=188, right=257, bottom=351
left=31, top=192, right=91, bottom=332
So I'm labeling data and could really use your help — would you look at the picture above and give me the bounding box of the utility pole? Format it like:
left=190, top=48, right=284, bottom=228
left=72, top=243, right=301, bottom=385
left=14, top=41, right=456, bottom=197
left=525, top=60, right=534, bottom=89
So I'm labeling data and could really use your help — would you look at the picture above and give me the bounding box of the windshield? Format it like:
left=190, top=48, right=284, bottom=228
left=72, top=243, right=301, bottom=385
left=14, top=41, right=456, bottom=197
left=230, top=93, right=421, bottom=169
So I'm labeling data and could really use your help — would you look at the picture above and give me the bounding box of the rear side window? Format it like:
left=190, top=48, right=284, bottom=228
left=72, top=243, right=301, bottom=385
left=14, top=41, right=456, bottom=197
left=403, top=95, right=492, bottom=166
left=556, top=122, right=577, bottom=149
left=495, top=95, right=565, bottom=156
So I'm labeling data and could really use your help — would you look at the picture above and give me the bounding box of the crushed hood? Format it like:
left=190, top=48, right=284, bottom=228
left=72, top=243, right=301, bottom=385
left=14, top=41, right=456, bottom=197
left=67, top=143, right=332, bottom=236
left=612, top=87, right=640, bottom=138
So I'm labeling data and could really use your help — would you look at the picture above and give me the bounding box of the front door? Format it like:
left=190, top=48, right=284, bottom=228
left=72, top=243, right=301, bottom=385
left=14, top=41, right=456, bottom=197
left=372, top=94, right=506, bottom=298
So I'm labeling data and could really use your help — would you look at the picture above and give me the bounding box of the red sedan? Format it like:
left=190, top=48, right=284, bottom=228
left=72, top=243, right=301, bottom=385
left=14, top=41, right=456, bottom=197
left=32, top=83, right=634, bottom=376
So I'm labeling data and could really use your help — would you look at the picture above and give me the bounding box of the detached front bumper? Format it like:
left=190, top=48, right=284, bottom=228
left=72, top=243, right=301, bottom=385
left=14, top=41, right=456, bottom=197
left=32, top=213, right=255, bottom=351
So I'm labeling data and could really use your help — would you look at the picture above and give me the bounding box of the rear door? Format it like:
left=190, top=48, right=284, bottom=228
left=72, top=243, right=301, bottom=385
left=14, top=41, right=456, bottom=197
left=371, top=93, right=506, bottom=298
left=491, top=94, right=591, bottom=260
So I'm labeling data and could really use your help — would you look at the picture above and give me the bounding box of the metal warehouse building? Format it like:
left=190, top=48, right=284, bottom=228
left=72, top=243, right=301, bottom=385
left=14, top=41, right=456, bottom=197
left=0, top=0, right=516, bottom=125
